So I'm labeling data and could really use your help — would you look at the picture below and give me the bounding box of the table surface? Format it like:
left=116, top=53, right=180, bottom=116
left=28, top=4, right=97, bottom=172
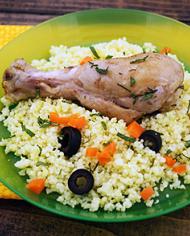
left=1, top=0, right=190, bottom=235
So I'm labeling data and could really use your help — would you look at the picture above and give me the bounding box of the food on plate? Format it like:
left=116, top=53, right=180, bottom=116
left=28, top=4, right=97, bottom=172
left=3, top=52, right=183, bottom=124
left=58, top=126, right=82, bottom=157
left=68, top=169, right=94, bottom=195
left=139, top=130, right=162, bottom=152
left=26, top=178, right=46, bottom=195
left=0, top=38, right=190, bottom=212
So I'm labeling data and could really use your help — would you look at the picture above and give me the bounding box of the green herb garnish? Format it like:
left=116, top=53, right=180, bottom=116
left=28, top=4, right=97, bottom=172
left=89, top=62, right=108, bottom=75
left=36, top=161, right=48, bottom=167
left=185, top=140, right=190, bottom=148
left=37, top=145, right=42, bottom=156
left=166, top=149, right=172, bottom=155
left=62, top=99, right=72, bottom=104
left=105, top=55, right=113, bottom=59
left=90, top=112, right=102, bottom=116
left=142, top=88, right=157, bottom=101
left=8, top=103, right=18, bottom=110
left=117, top=132, right=136, bottom=143
left=130, top=77, right=136, bottom=87
left=130, top=92, right=139, bottom=104
left=89, top=61, right=97, bottom=68
left=35, top=88, right=40, bottom=97
left=21, top=123, right=35, bottom=137
left=117, top=83, right=131, bottom=93
left=187, top=100, right=190, bottom=114
left=101, top=121, right=107, bottom=130
left=182, top=153, right=190, bottom=159
left=130, top=55, right=148, bottom=64
left=90, top=46, right=100, bottom=59
left=91, top=162, right=99, bottom=172
left=95, top=66, right=108, bottom=75
left=175, top=85, right=184, bottom=91
left=38, top=117, right=52, bottom=128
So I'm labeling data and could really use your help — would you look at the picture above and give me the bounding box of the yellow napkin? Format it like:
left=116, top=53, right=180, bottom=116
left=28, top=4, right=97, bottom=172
left=0, top=25, right=31, bottom=199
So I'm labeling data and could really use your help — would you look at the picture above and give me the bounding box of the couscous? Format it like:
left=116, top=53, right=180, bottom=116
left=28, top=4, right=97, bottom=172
left=0, top=38, right=190, bottom=212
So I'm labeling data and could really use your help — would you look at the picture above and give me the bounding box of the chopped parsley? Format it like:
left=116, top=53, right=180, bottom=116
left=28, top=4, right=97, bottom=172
left=95, top=66, right=108, bottom=75
left=117, top=80, right=156, bottom=104
left=182, top=153, right=190, bottom=159
left=166, top=149, right=172, bottom=155
left=21, top=123, right=35, bottom=137
left=89, top=62, right=97, bottom=68
left=90, top=112, right=102, bottom=116
left=91, top=162, right=99, bottom=172
left=177, top=85, right=184, bottom=90
left=37, top=145, right=42, bottom=156
left=101, top=121, right=107, bottom=130
left=130, top=77, right=136, bottom=87
left=142, top=88, right=157, bottom=101
left=37, top=116, right=52, bottom=128
left=187, top=100, right=190, bottom=114
left=8, top=103, right=18, bottom=110
left=117, top=132, right=136, bottom=143
left=117, top=83, right=131, bottom=93
left=130, top=92, right=139, bottom=104
left=89, top=62, right=108, bottom=75
left=185, top=140, right=190, bottom=148
left=89, top=46, right=100, bottom=59
left=35, top=88, right=40, bottom=97
left=36, top=161, right=48, bottom=167
left=105, top=55, right=113, bottom=59
left=130, top=55, right=148, bottom=64
left=62, top=99, right=72, bottom=104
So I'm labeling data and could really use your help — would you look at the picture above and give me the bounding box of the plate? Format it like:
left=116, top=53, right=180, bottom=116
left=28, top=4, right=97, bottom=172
left=0, top=8, right=190, bottom=222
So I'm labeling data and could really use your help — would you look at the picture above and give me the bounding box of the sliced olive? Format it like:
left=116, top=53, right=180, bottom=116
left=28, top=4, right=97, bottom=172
left=68, top=169, right=94, bottom=195
left=58, top=126, right=81, bottom=157
left=140, top=130, right=162, bottom=152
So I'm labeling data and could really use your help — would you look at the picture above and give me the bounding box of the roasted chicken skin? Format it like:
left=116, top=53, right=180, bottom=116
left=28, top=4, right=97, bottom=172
left=3, top=53, right=184, bottom=124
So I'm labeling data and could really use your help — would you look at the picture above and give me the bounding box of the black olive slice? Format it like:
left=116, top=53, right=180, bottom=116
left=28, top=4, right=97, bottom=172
left=139, top=130, right=162, bottom=152
left=58, top=126, right=81, bottom=157
left=68, top=169, right=94, bottom=195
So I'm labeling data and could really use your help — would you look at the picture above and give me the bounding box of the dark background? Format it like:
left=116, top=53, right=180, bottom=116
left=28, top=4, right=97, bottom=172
left=0, top=0, right=190, bottom=235
left=0, top=0, right=190, bottom=25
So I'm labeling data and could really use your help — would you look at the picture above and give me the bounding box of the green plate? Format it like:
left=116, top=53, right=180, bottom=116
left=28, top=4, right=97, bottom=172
left=0, top=8, right=190, bottom=222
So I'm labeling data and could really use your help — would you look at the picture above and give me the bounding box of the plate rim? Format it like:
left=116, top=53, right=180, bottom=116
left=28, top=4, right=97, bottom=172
left=1, top=176, right=190, bottom=222
left=0, top=8, right=190, bottom=222
left=0, top=8, right=190, bottom=55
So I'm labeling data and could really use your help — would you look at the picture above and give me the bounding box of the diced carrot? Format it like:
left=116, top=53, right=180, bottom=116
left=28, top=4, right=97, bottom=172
left=86, top=142, right=116, bottom=164
left=98, top=157, right=111, bottom=165
left=165, top=155, right=176, bottom=167
left=49, top=112, right=69, bottom=124
left=26, top=178, right=46, bottom=195
left=140, top=186, right=154, bottom=201
left=173, top=164, right=187, bottom=174
left=104, top=142, right=116, bottom=155
left=160, top=47, right=171, bottom=54
left=68, top=114, right=80, bottom=119
left=68, top=116, right=87, bottom=130
left=127, top=121, right=145, bottom=139
left=86, top=147, right=99, bottom=157
left=49, top=112, right=87, bottom=129
left=49, top=112, right=59, bottom=122
left=97, top=149, right=112, bottom=165
left=80, top=56, right=93, bottom=65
